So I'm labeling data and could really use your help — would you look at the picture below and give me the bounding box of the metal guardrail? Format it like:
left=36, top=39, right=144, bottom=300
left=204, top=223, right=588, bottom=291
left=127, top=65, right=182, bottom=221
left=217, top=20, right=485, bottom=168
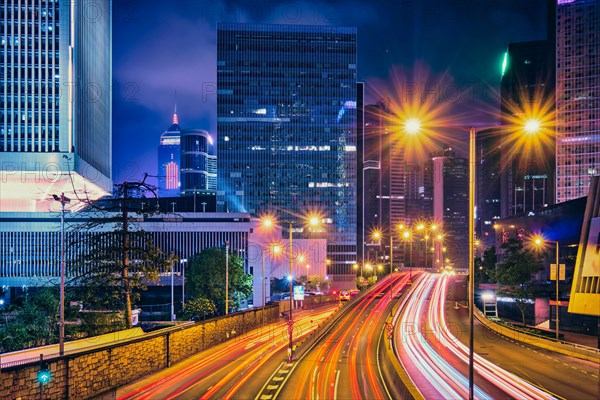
left=474, top=308, right=600, bottom=361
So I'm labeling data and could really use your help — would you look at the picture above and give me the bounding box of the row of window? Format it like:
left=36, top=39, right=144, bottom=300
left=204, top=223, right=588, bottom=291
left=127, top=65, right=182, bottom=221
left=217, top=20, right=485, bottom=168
left=0, top=23, right=59, bottom=35
left=1, top=68, right=59, bottom=79
left=219, top=60, right=355, bottom=69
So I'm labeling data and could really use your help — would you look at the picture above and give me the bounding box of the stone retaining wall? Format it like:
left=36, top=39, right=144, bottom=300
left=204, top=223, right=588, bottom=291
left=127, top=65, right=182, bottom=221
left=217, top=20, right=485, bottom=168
left=0, top=305, right=279, bottom=399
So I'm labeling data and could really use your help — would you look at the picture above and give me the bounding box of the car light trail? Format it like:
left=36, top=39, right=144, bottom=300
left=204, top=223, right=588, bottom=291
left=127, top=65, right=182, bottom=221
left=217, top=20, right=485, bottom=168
left=429, top=275, right=557, bottom=400
left=395, top=273, right=558, bottom=400
left=117, top=307, right=336, bottom=400
left=396, top=274, right=493, bottom=400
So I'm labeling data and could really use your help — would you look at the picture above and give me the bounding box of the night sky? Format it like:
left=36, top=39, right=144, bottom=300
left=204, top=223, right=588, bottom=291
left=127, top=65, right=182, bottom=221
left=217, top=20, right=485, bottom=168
left=111, top=0, right=549, bottom=183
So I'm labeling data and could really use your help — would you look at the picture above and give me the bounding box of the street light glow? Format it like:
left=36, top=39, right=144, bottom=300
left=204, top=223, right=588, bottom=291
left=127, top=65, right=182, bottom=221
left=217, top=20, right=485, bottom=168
left=524, top=118, right=541, bottom=134
left=404, top=118, right=421, bottom=134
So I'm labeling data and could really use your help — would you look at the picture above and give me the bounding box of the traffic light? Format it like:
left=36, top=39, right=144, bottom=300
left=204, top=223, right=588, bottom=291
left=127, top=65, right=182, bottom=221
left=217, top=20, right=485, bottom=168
left=38, top=361, right=51, bottom=385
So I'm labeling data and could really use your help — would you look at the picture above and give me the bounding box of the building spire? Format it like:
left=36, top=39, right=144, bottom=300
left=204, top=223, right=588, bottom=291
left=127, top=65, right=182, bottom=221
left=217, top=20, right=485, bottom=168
left=173, top=91, right=179, bottom=124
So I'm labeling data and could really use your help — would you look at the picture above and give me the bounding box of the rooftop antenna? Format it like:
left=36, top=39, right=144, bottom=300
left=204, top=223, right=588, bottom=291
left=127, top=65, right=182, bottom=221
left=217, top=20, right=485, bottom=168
left=173, top=91, right=179, bottom=124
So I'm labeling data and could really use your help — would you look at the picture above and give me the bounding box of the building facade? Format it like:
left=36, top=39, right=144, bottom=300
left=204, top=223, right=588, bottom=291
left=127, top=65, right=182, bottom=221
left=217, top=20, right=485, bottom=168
left=555, top=0, right=600, bottom=202
left=216, top=23, right=358, bottom=289
left=476, top=128, right=502, bottom=249
left=428, top=146, right=469, bottom=270
left=158, top=112, right=181, bottom=197
left=180, top=129, right=217, bottom=196
left=0, top=0, right=113, bottom=212
left=500, top=40, right=555, bottom=217
left=0, top=211, right=331, bottom=308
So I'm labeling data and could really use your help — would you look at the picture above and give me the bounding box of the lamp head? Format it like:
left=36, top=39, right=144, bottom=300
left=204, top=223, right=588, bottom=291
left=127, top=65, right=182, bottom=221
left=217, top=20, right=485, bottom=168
left=524, top=119, right=541, bottom=134
left=404, top=118, right=421, bottom=135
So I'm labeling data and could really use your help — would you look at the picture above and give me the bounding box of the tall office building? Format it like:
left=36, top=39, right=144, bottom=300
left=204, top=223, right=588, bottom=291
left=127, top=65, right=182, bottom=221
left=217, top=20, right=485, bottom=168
left=356, top=82, right=365, bottom=262
left=180, top=128, right=216, bottom=196
left=217, top=23, right=357, bottom=288
left=158, top=111, right=181, bottom=197
left=361, top=101, right=409, bottom=267
left=428, top=146, right=469, bottom=269
left=476, top=128, right=502, bottom=249
left=363, top=102, right=390, bottom=263
left=0, top=0, right=112, bottom=211
left=500, top=40, right=555, bottom=217
left=556, top=0, right=600, bottom=202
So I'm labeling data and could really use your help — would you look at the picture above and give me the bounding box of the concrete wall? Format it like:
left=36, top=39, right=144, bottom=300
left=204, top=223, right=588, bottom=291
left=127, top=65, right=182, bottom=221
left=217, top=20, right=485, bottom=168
left=0, top=306, right=279, bottom=400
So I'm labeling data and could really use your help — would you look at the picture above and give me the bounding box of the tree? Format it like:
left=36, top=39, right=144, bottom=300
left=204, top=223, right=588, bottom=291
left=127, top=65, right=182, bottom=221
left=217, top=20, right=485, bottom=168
left=0, top=288, right=67, bottom=352
left=492, top=239, right=543, bottom=325
left=186, top=247, right=253, bottom=314
left=184, top=297, right=216, bottom=321
left=69, top=177, right=169, bottom=329
left=306, top=274, right=325, bottom=291
left=476, top=246, right=497, bottom=284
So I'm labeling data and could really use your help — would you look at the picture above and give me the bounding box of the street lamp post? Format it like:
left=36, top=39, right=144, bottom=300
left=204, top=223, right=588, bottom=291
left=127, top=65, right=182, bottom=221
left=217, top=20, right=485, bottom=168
left=261, top=212, right=321, bottom=362
left=288, top=222, right=294, bottom=362
left=553, top=240, right=560, bottom=340
left=170, top=258, right=175, bottom=321
left=468, top=120, right=541, bottom=399
left=181, top=259, right=187, bottom=311
left=52, top=193, right=70, bottom=356
left=534, top=237, right=561, bottom=340
left=403, top=230, right=413, bottom=282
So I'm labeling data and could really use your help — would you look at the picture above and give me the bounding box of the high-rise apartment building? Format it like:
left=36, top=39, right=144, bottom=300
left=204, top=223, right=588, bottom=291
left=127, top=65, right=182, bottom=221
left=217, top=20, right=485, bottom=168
left=0, top=0, right=112, bottom=211
left=158, top=112, right=181, bottom=197
left=555, top=0, right=600, bottom=202
left=217, top=23, right=357, bottom=288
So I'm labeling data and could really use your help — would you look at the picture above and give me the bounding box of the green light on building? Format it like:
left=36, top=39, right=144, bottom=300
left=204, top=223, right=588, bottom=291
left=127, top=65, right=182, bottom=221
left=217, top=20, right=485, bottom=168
left=501, top=51, right=508, bottom=76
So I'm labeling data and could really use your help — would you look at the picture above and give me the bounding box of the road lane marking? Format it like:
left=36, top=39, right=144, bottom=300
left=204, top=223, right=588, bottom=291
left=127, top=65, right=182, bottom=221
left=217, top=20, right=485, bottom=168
left=267, top=385, right=279, bottom=390
left=333, top=370, right=340, bottom=399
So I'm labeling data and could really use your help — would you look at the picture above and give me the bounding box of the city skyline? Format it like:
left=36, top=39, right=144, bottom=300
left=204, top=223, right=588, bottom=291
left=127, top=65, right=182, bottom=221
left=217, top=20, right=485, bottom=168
left=112, top=0, right=550, bottom=182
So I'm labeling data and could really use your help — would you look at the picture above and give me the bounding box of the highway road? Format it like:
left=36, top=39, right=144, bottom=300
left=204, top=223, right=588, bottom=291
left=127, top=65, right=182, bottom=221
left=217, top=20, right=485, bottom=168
left=270, top=272, right=411, bottom=400
left=394, top=273, right=599, bottom=400
left=115, top=305, right=338, bottom=399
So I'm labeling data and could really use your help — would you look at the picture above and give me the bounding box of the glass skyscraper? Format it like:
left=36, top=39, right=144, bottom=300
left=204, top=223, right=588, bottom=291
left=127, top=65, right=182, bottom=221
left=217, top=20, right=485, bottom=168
left=180, top=128, right=217, bottom=195
left=217, top=23, right=357, bottom=287
left=0, top=0, right=112, bottom=211
left=158, top=112, right=181, bottom=197
left=556, top=0, right=600, bottom=202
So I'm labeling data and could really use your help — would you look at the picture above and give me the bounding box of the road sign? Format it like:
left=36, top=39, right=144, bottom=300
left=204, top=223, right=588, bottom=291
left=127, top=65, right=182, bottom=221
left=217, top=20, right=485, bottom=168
left=550, top=264, right=566, bottom=281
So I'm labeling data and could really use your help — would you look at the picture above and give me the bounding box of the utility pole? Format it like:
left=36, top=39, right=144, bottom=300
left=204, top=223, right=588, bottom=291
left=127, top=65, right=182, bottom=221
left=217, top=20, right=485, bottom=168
left=225, top=241, right=229, bottom=315
left=52, top=193, right=71, bottom=356
left=122, top=182, right=132, bottom=329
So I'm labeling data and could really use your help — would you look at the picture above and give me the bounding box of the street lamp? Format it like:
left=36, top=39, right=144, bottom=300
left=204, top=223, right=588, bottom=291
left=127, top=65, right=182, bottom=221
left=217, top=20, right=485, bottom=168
left=52, top=193, right=70, bottom=356
left=180, top=259, right=187, bottom=311
left=267, top=212, right=322, bottom=362
left=533, top=235, right=561, bottom=340
left=467, top=120, right=541, bottom=400
left=416, top=222, right=437, bottom=269
left=402, top=229, right=413, bottom=282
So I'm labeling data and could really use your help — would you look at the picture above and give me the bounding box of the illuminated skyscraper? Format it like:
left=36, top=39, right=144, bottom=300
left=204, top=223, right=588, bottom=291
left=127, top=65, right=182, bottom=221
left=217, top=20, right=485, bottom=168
left=0, top=0, right=112, bottom=211
left=555, top=0, right=600, bottom=202
left=217, top=23, right=357, bottom=288
left=180, top=128, right=216, bottom=196
left=158, top=111, right=181, bottom=197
